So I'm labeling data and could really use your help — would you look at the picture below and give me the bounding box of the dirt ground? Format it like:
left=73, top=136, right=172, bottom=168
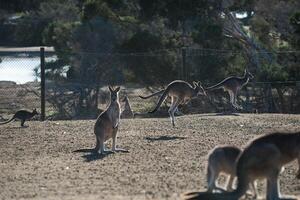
left=0, top=114, right=300, bottom=200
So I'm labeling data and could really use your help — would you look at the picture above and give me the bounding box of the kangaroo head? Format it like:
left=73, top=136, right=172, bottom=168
left=193, top=81, right=207, bottom=96
left=109, top=86, right=120, bottom=102
left=244, top=68, right=254, bottom=79
left=32, top=108, right=39, bottom=115
left=121, top=96, right=129, bottom=103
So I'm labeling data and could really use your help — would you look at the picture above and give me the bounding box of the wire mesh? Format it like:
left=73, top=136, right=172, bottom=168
left=0, top=52, right=42, bottom=121
left=0, top=48, right=299, bottom=121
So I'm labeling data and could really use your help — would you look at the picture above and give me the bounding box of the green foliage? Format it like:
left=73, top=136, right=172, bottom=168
left=1, top=0, right=299, bottom=85
left=14, top=14, right=47, bottom=46
left=121, top=30, right=178, bottom=85
left=257, top=63, right=289, bottom=81
left=43, top=21, right=76, bottom=61
left=250, top=16, right=271, bottom=46
left=81, top=0, right=118, bottom=22
left=290, top=11, right=300, bottom=49
left=0, top=0, right=45, bottom=12
left=139, top=0, right=221, bottom=28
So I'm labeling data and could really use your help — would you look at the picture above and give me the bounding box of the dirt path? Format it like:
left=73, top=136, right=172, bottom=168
left=0, top=114, right=300, bottom=200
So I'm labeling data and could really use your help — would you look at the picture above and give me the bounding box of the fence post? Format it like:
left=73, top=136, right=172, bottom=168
left=40, top=47, right=45, bottom=121
left=181, top=47, right=187, bottom=81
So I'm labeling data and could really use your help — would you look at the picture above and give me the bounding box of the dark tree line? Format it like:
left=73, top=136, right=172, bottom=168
left=0, top=0, right=299, bottom=116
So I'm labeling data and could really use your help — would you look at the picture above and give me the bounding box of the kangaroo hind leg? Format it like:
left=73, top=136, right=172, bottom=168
left=96, top=135, right=113, bottom=155
left=112, top=128, right=128, bottom=153
left=168, top=97, right=180, bottom=127
left=207, top=166, right=217, bottom=192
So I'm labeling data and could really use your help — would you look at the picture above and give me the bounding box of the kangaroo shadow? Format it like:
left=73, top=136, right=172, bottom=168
left=145, top=135, right=186, bottom=142
left=73, top=148, right=113, bottom=162
left=5, top=125, right=29, bottom=129
left=199, top=113, right=240, bottom=117
left=215, top=112, right=240, bottom=116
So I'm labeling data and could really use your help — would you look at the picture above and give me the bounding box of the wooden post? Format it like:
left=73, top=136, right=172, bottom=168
left=182, top=47, right=187, bottom=80
left=40, top=47, right=45, bottom=121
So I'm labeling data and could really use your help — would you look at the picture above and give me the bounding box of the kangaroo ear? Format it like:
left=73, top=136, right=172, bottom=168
left=115, top=86, right=121, bottom=92
left=108, top=86, right=113, bottom=92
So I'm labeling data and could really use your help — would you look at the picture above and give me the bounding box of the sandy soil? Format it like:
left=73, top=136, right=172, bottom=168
left=0, top=114, right=300, bottom=200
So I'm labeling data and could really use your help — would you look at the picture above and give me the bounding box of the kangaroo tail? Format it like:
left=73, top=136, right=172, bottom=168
left=139, top=89, right=164, bottom=99
left=205, top=80, right=225, bottom=91
left=148, top=89, right=169, bottom=114
left=206, top=163, right=213, bottom=192
left=182, top=190, right=242, bottom=200
left=0, top=116, right=15, bottom=125
left=183, top=174, right=248, bottom=200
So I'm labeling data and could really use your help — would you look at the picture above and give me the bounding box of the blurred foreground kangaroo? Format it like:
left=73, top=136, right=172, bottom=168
left=206, top=69, right=253, bottom=110
left=94, top=86, right=128, bottom=155
left=183, top=131, right=300, bottom=200
left=121, top=96, right=134, bottom=118
left=0, top=109, right=38, bottom=127
left=207, top=146, right=257, bottom=198
left=139, top=80, right=206, bottom=127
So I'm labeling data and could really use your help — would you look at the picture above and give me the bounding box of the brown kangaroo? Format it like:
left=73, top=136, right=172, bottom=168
left=139, top=80, right=206, bottom=127
left=94, top=86, right=127, bottom=154
left=121, top=95, right=134, bottom=119
left=206, top=69, right=253, bottom=110
left=183, top=131, right=300, bottom=200
left=207, top=145, right=257, bottom=198
left=0, top=109, right=38, bottom=127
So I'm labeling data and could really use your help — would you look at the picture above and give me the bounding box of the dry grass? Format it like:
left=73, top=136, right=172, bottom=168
left=0, top=114, right=300, bottom=200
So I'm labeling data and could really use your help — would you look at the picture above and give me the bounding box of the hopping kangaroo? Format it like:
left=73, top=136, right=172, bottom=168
left=183, top=131, right=300, bottom=200
left=206, top=69, right=253, bottom=109
left=94, top=86, right=127, bottom=154
left=207, top=145, right=257, bottom=198
left=121, top=95, right=134, bottom=119
left=0, top=109, right=38, bottom=127
left=139, top=80, right=206, bottom=127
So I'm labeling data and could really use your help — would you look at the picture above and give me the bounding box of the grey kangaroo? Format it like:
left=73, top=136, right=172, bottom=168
left=183, top=131, right=300, bottom=200
left=139, top=80, right=206, bottom=127
left=94, top=86, right=127, bottom=155
left=121, top=95, right=134, bottom=119
left=207, top=145, right=257, bottom=198
left=0, top=109, right=38, bottom=127
left=206, top=69, right=253, bottom=109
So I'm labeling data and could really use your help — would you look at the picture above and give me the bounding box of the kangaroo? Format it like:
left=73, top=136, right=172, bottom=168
left=207, top=145, right=257, bottom=198
left=206, top=69, right=253, bottom=110
left=139, top=80, right=206, bottom=127
left=121, top=95, right=134, bottom=119
left=0, top=109, right=38, bottom=127
left=94, top=86, right=127, bottom=155
left=183, top=131, right=300, bottom=200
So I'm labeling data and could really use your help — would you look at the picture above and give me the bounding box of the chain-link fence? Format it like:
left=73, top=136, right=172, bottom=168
left=0, top=48, right=50, bottom=121
left=0, top=47, right=299, bottom=121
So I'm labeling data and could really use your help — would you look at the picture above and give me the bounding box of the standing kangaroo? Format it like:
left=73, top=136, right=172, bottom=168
left=139, top=80, right=206, bottom=127
left=207, top=145, right=257, bottom=198
left=206, top=69, right=253, bottom=110
left=183, top=131, right=300, bottom=200
left=121, top=95, right=134, bottom=119
left=94, top=86, right=127, bottom=155
left=0, top=109, right=38, bottom=127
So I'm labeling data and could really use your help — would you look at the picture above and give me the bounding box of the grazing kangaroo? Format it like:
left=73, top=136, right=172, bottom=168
left=0, top=109, right=38, bottom=127
left=121, top=96, right=134, bottom=119
left=139, top=80, right=206, bottom=127
left=206, top=69, right=253, bottom=110
left=207, top=145, right=257, bottom=198
left=183, top=131, right=300, bottom=200
left=94, top=86, right=127, bottom=155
